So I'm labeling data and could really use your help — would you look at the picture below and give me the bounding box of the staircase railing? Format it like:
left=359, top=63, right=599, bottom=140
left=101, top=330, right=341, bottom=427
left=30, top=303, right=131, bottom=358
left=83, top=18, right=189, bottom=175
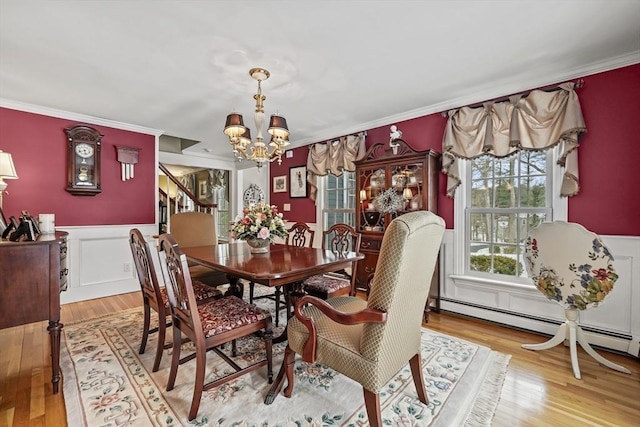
left=158, top=162, right=218, bottom=234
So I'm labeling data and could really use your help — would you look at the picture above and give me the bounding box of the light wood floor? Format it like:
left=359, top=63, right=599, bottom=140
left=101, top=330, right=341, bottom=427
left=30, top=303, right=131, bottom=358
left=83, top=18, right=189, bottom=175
left=1, top=292, right=638, bottom=426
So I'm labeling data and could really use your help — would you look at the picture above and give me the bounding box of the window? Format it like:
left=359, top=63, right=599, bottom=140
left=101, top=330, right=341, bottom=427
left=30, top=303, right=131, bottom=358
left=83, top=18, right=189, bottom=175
left=464, top=150, right=557, bottom=280
left=317, top=171, right=356, bottom=246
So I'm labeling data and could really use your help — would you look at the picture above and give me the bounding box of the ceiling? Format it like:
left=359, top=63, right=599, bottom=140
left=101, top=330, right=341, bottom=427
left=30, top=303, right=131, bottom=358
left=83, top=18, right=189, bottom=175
left=1, top=1, right=639, bottom=166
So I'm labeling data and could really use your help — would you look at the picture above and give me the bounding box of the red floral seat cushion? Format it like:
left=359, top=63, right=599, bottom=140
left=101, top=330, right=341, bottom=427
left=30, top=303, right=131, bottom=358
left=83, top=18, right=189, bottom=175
left=303, top=274, right=350, bottom=294
left=197, top=296, right=271, bottom=337
left=159, top=281, right=222, bottom=309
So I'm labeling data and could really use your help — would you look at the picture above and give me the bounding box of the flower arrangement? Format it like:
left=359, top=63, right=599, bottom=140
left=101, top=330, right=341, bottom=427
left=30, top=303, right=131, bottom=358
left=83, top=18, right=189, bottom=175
left=373, top=188, right=405, bottom=214
left=230, top=203, right=288, bottom=242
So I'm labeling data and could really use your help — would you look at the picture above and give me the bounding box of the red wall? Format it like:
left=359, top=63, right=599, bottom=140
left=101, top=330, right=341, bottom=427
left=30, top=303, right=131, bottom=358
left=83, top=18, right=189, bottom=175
left=269, top=145, right=316, bottom=224
left=276, top=64, right=640, bottom=236
left=0, top=108, right=156, bottom=226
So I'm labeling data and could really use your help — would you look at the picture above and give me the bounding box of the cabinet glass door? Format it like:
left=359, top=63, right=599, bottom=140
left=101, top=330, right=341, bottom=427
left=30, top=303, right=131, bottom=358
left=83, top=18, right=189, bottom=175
left=358, top=167, right=386, bottom=232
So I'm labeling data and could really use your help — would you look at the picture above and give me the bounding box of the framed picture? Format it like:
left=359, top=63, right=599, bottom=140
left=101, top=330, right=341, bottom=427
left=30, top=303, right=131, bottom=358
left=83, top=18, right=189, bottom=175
left=273, top=175, right=287, bottom=193
left=198, top=180, right=207, bottom=198
left=289, top=165, right=307, bottom=198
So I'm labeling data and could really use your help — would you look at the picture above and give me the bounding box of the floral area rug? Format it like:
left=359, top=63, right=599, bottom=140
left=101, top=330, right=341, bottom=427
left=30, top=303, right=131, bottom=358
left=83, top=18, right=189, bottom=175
left=61, top=289, right=510, bottom=426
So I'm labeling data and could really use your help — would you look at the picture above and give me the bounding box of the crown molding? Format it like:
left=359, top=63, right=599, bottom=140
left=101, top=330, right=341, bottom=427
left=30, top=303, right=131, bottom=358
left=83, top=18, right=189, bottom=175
left=0, top=98, right=165, bottom=136
left=291, top=52, right=640, bottom=147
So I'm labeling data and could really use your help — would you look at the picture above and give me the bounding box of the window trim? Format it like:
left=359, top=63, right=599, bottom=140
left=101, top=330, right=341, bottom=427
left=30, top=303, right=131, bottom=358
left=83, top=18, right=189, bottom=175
left=453, top=146, right=567, bottom=286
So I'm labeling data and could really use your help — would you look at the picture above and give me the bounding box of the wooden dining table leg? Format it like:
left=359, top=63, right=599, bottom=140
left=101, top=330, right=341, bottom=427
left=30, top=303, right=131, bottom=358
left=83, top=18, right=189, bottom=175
left=272, top=281, right=306, bottom=344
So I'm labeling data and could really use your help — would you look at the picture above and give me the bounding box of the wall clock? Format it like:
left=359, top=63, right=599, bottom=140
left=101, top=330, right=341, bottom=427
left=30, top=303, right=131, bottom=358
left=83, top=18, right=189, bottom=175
left=243, top=183, right=265, bottom=206
left=65, top=125, right=103, bottom=196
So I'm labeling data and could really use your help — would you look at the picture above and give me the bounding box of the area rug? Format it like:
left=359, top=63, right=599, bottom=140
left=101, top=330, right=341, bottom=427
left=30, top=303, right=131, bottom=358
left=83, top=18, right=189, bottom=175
left=61, top=294, right=510, bottom=426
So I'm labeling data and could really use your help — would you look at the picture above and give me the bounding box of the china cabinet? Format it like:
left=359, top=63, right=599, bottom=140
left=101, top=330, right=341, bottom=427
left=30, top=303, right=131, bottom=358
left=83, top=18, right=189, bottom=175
left=355, top=139, right=440, bottom=319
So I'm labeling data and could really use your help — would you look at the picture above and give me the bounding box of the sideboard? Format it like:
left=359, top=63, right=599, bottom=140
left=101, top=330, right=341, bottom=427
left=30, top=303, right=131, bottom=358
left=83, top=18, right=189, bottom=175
left=0, top=231, right=68, bottom=393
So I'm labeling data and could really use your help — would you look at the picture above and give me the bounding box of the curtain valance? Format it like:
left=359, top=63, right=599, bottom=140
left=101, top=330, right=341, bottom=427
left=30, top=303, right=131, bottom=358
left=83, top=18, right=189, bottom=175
left=306, top=133, right=366, bottom=202
left=442, top=82, right=586, bottom=198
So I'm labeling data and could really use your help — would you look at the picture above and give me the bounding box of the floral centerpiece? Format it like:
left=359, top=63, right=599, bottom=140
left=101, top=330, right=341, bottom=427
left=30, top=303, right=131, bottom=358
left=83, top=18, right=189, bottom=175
left=230, top=203, right=288, bottom=253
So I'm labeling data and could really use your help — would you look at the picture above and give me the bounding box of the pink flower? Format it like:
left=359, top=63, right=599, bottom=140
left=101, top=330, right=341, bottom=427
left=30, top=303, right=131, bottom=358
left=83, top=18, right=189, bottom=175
left=257, top=227, right=270, bottom=239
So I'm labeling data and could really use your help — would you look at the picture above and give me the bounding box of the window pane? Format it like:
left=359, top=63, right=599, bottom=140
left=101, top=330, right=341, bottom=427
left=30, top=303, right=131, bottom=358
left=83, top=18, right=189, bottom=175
left=323, top=171, right=356, bottom=230
left=467, top=151, right=552, bottom=279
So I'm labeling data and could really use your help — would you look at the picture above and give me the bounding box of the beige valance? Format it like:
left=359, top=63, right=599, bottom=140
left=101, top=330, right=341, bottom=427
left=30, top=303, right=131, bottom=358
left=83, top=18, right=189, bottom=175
left=306, top=133, right=366, bottom=202
left=442, top=82, right=586, bottom=198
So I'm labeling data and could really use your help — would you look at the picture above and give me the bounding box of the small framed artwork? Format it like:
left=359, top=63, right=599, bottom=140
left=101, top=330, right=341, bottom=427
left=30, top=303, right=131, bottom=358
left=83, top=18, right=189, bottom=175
left=273, top=175, right=287, bottom=193
left=198, top=180, right=207, bottom=198
left=289, top=165, right=307, bottom=198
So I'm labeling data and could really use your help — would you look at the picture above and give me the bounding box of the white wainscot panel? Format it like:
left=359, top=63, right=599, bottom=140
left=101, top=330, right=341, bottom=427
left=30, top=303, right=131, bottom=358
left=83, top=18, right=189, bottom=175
left=60, top=224, right=157, bottom=304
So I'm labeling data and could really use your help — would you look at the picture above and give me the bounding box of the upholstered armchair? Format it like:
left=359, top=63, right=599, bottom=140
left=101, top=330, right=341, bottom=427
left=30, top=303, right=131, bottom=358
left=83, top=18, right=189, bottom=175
left=266, top=211, right=445, bottom=426
left=522, top=221, right=630, bottom=379
left=170, top=211, right=229, bottom=288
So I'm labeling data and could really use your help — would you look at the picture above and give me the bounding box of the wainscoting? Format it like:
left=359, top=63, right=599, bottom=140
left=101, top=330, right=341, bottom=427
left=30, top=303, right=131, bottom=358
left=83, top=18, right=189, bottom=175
left=59, top=224, right=156, bottom=304
left=439, top=230, right=640, bottom=356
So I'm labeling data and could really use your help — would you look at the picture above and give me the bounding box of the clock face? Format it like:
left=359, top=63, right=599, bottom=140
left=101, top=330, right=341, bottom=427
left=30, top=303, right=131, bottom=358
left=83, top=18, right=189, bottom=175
left=243, top=184, right=265, bottom=206
left=75, top=143, right=94, bottom=158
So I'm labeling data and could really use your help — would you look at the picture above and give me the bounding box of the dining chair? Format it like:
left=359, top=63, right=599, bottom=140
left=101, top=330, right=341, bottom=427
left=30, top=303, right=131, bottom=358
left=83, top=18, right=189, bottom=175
left=127, top=228, right=222, bottom=372
left=158, top=233, right=273, bottom=421
left=521, top=221, right=630, bottom=379
left=267, top=211, right=445, bottom=426
left=170, top=211, right=229, bottom=288
left=302, top=223, right=361, bottom=299
left=249, top=222, right=315, bottom=325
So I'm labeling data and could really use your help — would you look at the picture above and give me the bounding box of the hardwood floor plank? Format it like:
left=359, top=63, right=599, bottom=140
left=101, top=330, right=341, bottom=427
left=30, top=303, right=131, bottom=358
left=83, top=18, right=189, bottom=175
left=1, top=292, right=638, bottom=426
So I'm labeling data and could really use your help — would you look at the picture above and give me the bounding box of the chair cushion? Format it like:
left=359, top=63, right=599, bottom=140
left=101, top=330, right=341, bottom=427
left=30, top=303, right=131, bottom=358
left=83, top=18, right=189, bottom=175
left=303, top=274, right=350, bottom=294
left=197, top=296, right=271, bottom=337
left=159, top=281, right=222, bottom=309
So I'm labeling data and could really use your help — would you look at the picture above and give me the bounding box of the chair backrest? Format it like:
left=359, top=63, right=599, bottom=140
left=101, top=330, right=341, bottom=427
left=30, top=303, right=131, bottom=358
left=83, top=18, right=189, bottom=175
left=128, top=228, right=163, bottom=306
left=170, top=212, right=218, bottom=248
left=157, top=233, right=201, bottom=334
left=285, top=222, right=315, bottom=248
left=362, top=211, right=445, bottom=363
left=524, top=221, right=617, bottom=311
left=322, top=223, right=361, bottom=253
left=322, top=223, right=362, bottom=285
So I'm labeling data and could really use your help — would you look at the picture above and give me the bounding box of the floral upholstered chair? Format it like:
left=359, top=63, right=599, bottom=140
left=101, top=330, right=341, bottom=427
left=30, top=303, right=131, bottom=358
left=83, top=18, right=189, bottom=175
left=302, top=223, right=362, bottom=299
left=249, top=221, right=315, bottom=325
left=522, top=221, right=630, bottom=379
left=158, top=233, right=273, bottom=421
left=266, top=211, right=445, bottom=426
left=128, top=229, right=222, bottom=372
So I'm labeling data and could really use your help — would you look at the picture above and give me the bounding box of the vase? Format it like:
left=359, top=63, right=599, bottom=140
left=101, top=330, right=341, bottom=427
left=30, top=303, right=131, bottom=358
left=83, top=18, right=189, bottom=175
left=246, top=238, right=271, bottom=254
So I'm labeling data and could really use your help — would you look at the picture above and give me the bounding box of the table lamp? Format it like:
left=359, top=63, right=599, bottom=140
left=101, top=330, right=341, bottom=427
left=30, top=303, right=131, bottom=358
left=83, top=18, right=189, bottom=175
left=0, top=150, right=18, bottom=208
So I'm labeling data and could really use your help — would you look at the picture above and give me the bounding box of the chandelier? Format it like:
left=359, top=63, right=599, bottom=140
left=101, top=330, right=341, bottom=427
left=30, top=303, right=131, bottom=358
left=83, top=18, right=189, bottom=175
left=223, top=68, right=290, bottom=169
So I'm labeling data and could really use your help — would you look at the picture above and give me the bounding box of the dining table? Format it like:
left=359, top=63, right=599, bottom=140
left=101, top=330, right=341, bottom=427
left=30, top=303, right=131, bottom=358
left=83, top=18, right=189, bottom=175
left=182, top=240, right=364, bottom=405
left=181, top=241, right=364, bottom=332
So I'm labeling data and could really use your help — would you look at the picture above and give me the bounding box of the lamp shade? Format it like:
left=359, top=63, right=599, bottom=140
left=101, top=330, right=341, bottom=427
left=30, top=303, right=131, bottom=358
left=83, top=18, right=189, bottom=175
left=403, top=188, right=413, bottom=200
left=268, top=114, right=289, bottom=139
left=224, top=113, right=246, bottom=137
left=0, top=151, right=18, bottom=179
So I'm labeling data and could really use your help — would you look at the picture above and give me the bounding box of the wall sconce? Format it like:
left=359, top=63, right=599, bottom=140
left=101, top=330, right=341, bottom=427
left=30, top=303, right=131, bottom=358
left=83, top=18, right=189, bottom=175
left=116, top=146, right=141, bottom=181
left=359, top=189, right=367, bottom=202
left=0, top=150, right=18, bottom=208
